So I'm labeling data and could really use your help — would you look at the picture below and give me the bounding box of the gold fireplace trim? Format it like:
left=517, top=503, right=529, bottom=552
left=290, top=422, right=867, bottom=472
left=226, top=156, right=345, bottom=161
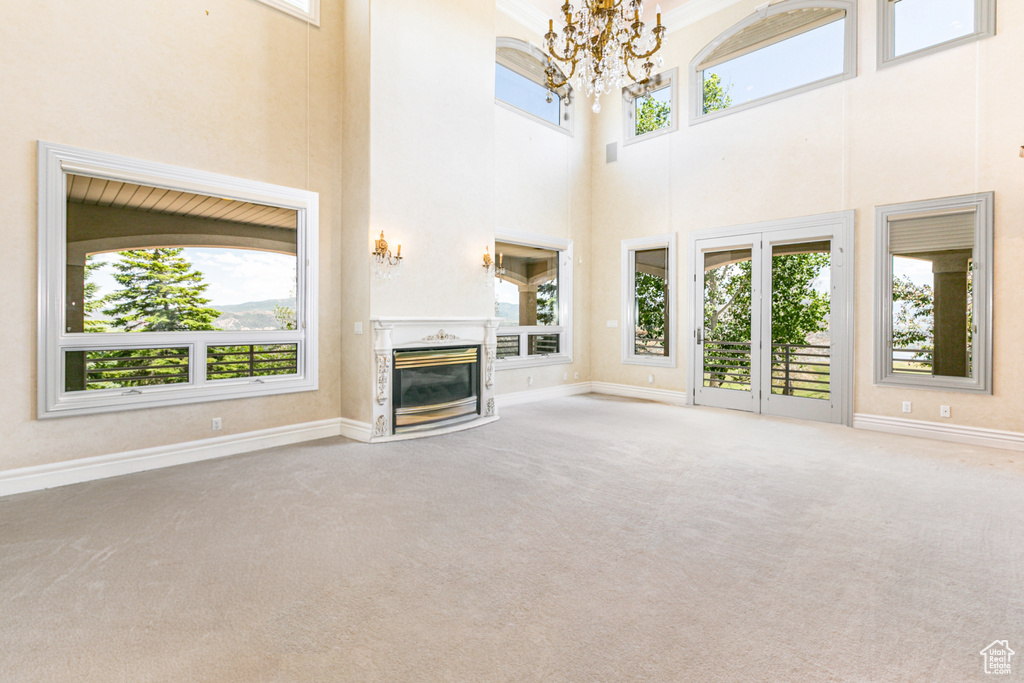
left=394, top=347, right=478, bottom=370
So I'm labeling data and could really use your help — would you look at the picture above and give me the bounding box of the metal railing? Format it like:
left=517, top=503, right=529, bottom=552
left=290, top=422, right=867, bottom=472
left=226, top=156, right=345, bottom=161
left=206, top=344, right=298, bottom=380
left=771, top=344, right=830, bottom=399
left=81, top=348, right=190, bottom=389
left=892, top=347, right=933, bottom=374
left=634, top=337, right=665, bottom=356
left=528, top=334, right=559, bottom=355
left=702, top=340, right=751, bottom=390
left=496, top=335, right=520, bottom=359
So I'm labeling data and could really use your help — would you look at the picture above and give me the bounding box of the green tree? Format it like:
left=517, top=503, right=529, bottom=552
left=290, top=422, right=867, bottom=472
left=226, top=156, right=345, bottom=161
left=103, top=248, right=221, bottom=332
left=636, top=94, right=671, bottom=135
left=83, top=257, right=109, bottom=333
left=635, top=271, right=666, bottom=352
left=536, top=281, right=558, bottom=325
left=273, top=304, right=297, bottom=330
left=702, top=72, right=732, bottom=114
left=892, top=274, right=933, bottom=352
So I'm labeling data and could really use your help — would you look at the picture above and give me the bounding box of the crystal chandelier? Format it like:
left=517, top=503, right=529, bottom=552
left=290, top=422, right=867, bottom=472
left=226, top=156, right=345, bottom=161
left=545, top=0, right=667, bottom=113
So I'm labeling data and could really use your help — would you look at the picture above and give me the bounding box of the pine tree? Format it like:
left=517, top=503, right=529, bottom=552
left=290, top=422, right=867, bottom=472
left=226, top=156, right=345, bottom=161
left=102, top=249, right=221, bottom=332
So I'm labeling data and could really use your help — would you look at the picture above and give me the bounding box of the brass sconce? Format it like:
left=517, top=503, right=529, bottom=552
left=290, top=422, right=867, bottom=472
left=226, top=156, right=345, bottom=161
left=373, top=231, right=402, bottom=278
left=483, top=246, right=505, bottom=279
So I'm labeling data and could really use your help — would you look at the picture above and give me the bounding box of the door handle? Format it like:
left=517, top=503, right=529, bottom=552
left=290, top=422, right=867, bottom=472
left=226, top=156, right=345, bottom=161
left=696, top=328, right=704, bottom=345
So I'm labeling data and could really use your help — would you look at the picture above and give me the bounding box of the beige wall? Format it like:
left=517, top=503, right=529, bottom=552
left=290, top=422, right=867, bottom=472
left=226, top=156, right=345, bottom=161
left=0, top=0, right=344, bottom=471
left=494, top=12, right=593, bottom=396
left=589, top=0, right=1024, bottom=431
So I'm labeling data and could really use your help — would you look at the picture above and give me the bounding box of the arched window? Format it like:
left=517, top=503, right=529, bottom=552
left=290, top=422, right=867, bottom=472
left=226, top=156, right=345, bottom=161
left=495, top=37, right=573, bottom=134
left=689, top=0, right=857, bottom=123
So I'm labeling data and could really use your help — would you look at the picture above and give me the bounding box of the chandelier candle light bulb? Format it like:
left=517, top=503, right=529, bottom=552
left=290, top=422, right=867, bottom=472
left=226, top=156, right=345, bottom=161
left=545, top=0, right=666, bottom=113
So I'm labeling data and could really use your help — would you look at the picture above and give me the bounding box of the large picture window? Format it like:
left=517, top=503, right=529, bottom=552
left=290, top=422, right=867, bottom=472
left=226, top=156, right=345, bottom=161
left=877, top=0, right=996, bottom=67
left=874, top=192, right=993, bottom=393
left=38, top=142, right=319, bottom=417
left=621, top=234, right=677, bottom=366
left=493, top=231, right=573, bottom=368
left=689, top=0, right=857, bottom=123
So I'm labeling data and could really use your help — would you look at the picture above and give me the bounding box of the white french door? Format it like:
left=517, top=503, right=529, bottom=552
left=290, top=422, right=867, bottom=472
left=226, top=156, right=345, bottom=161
left=690, top=213, right=853, bottom=425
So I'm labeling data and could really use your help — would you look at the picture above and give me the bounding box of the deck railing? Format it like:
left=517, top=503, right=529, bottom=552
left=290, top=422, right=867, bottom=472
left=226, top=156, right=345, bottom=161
left=892, top=347, right=933, bottom=374
left=771, top=344, right=830, bottom=399
left=701, top=341, right=831, bottom=399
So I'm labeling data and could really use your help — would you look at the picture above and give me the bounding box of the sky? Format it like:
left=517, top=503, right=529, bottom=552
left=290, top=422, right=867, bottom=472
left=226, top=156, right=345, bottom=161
left=88, top=248, right=296, bottom=307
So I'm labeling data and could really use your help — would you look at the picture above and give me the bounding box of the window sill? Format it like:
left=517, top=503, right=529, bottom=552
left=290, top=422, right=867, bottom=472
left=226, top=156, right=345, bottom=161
left=622, top=355, right=676, bottom=368
left=495, top=354, right=573, bottom=371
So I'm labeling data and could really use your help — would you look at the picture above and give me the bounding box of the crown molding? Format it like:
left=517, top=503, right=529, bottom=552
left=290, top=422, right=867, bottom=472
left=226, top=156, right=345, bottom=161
left=497, top=0, right=749, bottom=39
left=496, top=0, right=550, bottom=37
left=664, top=0, right=748, bottom=33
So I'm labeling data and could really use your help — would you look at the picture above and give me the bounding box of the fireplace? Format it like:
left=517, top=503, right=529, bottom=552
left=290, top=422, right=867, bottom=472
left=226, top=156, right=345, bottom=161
left=370, top=317, right=500, bottom=441
left=393, top=346, right=480, bottom=434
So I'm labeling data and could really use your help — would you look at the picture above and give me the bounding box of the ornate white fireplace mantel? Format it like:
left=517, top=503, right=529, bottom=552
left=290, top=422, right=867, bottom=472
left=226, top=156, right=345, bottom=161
left=370, top=317, right=501, bottom=441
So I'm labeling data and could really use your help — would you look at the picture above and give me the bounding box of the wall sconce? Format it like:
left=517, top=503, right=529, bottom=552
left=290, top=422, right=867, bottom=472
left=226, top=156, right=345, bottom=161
left=373, top=230, right=402, bottom=278
left=483, top=246, right=505, bottom=279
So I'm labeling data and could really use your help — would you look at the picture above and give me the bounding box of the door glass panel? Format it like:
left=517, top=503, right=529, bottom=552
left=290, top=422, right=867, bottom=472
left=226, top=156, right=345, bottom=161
left=703, top=248, right=752, bottom=391
left=770, top=242, right=831, bottom=399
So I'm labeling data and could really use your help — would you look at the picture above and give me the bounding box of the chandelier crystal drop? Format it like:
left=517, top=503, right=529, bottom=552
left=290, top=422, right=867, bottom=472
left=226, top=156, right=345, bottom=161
left=545, top=0, right=667, bottom=114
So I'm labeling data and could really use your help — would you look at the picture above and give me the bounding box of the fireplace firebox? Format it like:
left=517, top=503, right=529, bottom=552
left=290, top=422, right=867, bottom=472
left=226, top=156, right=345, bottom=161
left=392, top=346, right=480, bottom=434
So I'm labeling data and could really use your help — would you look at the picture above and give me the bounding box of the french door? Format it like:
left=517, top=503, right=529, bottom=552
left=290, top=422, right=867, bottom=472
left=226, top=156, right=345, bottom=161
left=691, top=214, right=852, bottom=425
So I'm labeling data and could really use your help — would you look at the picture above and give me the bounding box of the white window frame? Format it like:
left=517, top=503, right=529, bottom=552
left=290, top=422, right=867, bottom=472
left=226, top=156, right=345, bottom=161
left=621, top=233, right=677, bottom=367
left=622, top=68, right=678, bottom=146
left=877, top=0, right=995, bottom=69
left=495, top=37, right=574, bottom=136
left=494, top=230, right=573, bottom=369
left=873, top=192, right=993, bottom=394
left=689, top=0, right=857, bottom=125
left=255, top=0, right=320, bottom=25
left=37, top=141, right=320, bottom=418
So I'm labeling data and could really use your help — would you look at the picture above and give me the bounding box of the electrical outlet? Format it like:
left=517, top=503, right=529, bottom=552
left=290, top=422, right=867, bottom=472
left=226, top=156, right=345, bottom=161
left=940, top=405, right=951, bottom=418
left=563, top=372, right=568, bottom=381
left=212, top=417, right=222, bottom=431
left=527, top=376, right=533, bottom=386
left=354, top=322, right=363, bottom=335
left=902, top=401, right=912, bottom=413
left=648, top=374, right=654, bottom=384
left=574, top=372, right=579, bottom=380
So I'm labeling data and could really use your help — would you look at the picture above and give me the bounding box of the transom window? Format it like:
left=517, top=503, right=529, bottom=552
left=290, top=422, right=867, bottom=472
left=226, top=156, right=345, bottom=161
left=494, top=232, right=573, bottom=367
left=38, top=142, right=319, bottom=417
left=623, top=68, right=678, bottom=144
left=877, top=0, right=996, bottom=67
left=495, top=38, right=573, bottom=134
left=874, top=192, right=993, bottom=393
left=690, top=1, right=857, bottom=123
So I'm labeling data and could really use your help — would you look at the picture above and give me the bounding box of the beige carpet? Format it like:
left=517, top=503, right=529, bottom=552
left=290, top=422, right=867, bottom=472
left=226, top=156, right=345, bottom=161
left=1, top=395, right=1022, bottom=681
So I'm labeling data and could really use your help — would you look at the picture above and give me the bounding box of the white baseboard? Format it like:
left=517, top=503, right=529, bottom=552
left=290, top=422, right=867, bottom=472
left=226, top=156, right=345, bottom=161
left=0, top=418, right=345, bottom=498
left=590, top=382, right=690, bottom=406
left=496, top=381, right=690, bottom=408
left=853, top=413, right=1024, bottom=452
left=496, top=382, right=593, bottom=407
left=339, top=417, right=373, bottom=443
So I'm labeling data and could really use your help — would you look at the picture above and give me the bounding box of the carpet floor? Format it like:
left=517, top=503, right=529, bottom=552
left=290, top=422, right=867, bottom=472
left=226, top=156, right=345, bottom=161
left=1, top=395, right=1022, bottom=681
